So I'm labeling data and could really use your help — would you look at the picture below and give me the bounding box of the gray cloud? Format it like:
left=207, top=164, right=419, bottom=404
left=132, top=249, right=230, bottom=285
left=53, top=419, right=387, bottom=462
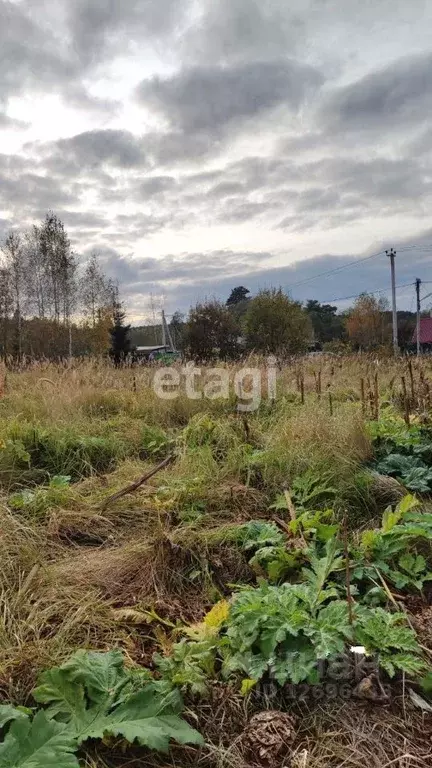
left=138, top=59, right=323, bottom=134
left=33, top=130, right=148, bottom=174
left=322, top=52, right=432, bottom=134
left=182, top=0, right=427, bottom=70
left=1, top=0, right=432, bottom=321
left=138, top=176, right=177, bottom=197
left=0, top=112, right=28, bottom=130
left=89, top=238, right=432, bottom=320
left=0, top=2, right=72, bottom=102
left=59, top=211, right=110, bottom=230
left=68, top=0, right=184, bottom=64
left=182, top=0, right=304, bottom=66
left=0, top=172, right=78, bottom=211
left=99, top=249, right=272, bottom=290
left=0, top=1, right=122, bottom=120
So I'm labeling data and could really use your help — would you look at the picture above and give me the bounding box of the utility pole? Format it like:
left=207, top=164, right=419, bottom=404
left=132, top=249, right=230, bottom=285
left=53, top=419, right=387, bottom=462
left=386, top=248, right=398, bottom=355
left=162, top=311, right=175, bottom=352
left=415, top=278, right=421, bottom=357
left=161, top=309, right=167, bottom=347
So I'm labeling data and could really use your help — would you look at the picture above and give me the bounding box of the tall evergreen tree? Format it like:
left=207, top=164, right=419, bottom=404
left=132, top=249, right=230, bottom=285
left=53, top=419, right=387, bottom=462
left=226, top=286, right=250, bottom=306
left=305, top=300, right=345, bottom=344
left=109, top=301, right=131, bottom=366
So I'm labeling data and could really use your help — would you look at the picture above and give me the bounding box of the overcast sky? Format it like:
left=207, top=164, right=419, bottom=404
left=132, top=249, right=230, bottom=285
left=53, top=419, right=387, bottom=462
left=1, top=0, right=432, bottom=321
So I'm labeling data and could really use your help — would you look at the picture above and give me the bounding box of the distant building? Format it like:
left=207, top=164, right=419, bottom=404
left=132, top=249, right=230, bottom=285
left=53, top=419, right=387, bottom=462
left=136, top=345, right=169, bottom=360
left=135, top=345, right=181, bottom=362
left=411, top=317, right=432, bottom=350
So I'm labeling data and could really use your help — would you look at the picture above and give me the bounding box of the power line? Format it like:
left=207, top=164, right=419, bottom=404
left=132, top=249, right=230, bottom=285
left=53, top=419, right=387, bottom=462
left=398, top=245, right=432, bottom=251
left=286, top=249, right=385, bottom=290
left=286, top=243, right=432, bottom=294
left=321, top=281, right=414, bottom=304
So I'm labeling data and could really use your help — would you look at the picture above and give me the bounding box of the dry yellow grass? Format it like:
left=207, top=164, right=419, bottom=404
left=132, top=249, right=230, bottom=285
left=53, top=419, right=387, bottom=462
left=0, top=354, right=431, bottom=765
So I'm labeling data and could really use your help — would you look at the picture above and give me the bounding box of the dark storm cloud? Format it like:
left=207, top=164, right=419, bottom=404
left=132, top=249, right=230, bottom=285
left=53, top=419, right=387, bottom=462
left=322, top=52, right=432, bottom=133
left=138, top=59, right=323, bottom=134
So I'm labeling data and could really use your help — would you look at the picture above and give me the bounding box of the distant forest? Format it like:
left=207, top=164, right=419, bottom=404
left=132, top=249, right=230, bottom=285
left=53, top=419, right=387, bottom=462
left=132, top=287, right=422, bottom=360
left=0, top=213, right=426, bottom=362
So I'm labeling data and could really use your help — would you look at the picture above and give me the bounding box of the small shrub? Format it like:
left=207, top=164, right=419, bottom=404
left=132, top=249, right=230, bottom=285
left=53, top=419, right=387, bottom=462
left=140, top=424, right=173, bottom=459
left=0, top=424, right=126, bottom=484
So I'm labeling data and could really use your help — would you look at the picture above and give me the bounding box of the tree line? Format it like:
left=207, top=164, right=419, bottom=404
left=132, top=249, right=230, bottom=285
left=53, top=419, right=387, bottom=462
left=164, top=287, right=420, bottom=361
left=1, top=211, right=421, bottom=363
left=0, top=213, right=123, bottom=360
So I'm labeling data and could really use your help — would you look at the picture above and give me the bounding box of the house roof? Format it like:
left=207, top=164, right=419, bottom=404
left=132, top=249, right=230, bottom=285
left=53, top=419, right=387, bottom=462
left=136, top=345, right=168, bottom=352
left=412, top=317, right=432, bottom=344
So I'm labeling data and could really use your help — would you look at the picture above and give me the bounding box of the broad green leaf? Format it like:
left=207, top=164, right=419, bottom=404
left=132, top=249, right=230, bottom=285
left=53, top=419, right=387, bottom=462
left=273, top=651, right=318, bottom=685
left=0, top=711, right=78, bottom=768
left=381, top=653, right=426, bottom=678
left=78, top=688, right=203, bottom=752
left=57, top=649, right=129, bottom=706
left=302, top=539, right=343, bottom=607
left=356, top=608, right=420, bottom=656
left=33, top=668, right=86, bottom=725
left=380, top=657, right=395, bottom=678
left=389, top=571, right=411, bottom=590
left=311, top=627, right=346, bottom=658
left=0, top=708, right=29, bottom=730
left=392, top=653, right=426, bottom=676
left=241, top=521, right=285, bottom=551
left=315, top=524, right=339, bottom=542
left=49, top=475, right=71, bottom=489
left=33, top=650, right=202, bottom=751
left=242, top=653, right=269, bottom=682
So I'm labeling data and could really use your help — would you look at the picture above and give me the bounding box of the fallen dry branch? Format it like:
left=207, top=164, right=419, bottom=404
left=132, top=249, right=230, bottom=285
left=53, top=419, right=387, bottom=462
left=100, top=454, right=175, bottom=510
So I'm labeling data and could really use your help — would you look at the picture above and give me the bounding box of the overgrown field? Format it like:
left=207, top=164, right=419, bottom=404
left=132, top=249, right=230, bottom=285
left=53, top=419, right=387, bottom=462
left=1, top=357, right=432, bottom=767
